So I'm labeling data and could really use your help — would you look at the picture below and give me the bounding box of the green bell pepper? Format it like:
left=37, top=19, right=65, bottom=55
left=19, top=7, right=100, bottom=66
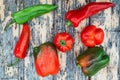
left=77, top=47, right=110, bottom=76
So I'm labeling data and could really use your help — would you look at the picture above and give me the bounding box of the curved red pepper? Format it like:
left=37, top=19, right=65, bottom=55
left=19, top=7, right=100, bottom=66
left=65, top=2, right=114, bottom=27
left=80, top=25, right=104, bottom=47
left=54, top=32, right=74, bottom=52
left=14, top=23, right=30, bottom=59
left=8, top=23, right=30, bottom=67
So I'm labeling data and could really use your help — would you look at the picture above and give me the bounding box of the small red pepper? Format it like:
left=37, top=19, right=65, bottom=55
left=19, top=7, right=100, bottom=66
left=54, top=32, right=74, bottom=52
left=8, top=23, right=30, bottom=67
left=80, top=25, right=104, bottom=47
left=65, top=2, right=114, bottom=27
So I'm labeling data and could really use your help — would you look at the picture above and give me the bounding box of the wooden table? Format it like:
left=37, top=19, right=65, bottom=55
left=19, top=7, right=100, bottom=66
left=0, top=0, right=119, bottom=80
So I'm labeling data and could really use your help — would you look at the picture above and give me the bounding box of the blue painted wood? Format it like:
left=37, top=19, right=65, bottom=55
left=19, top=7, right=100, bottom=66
left=90, top=0, right=120, bottom=80
left=0, top=0, right=119, bottom=80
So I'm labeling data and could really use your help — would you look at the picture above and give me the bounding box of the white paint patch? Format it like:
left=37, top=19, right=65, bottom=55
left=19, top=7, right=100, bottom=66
left=77, top=0, right=86, bottom=4
left=24, top=51, right=31, bottom=80
left=92, top=19, right=101, bottom=27
left=59, top=52, right=66, bottom=70
left=47, top=0, right=52, bottom=4
left=39, top=0, right=46, bottom=4
left=0, top=0, right=5, bottom=20
left=1, top=15, right=12, bottom=33
left=57, top=52, right=67, bottom=80
left=25, top=76, right=28, bottom=80
left=60, top=72, right=67, bottom=80
left=107, top=43, right=119, bottom=80
left=74, top=33, right=82, bottom=57
left=5, top=67, right=18, bottom=77
left=96, top=0, right=109, bottom=2
left=40, top=0, right=52, bottom=4
left=12, top=24, right=22, bottom=37
left=104, top=8, right=112, bottom=29
left=108, top=43, right=119, bottom=67
left=24, top=56, right=30, bottom=68
left=40, top=77, right=44, bottom=80
left=111, top=11, right=119, bottom=28
left=104, top=32, right=110, bottom=45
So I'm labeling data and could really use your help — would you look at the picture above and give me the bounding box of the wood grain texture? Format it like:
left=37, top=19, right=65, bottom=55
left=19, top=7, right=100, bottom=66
left=90, top=0, right=120, bottom=80
left=0, top=0, right=119, bottom=80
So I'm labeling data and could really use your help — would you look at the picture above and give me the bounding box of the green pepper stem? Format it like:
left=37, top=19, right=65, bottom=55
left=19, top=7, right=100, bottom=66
left=66, top=20, right=72, bottom=26
left=76, top=63, right=81, bottom=68
left=60, top=40, right=66, bottom=46
left=7, top=58, right=19, bottom=67
left=4, top=19, right=15, bottom=31
left=33, top=46, right=40, bottom=58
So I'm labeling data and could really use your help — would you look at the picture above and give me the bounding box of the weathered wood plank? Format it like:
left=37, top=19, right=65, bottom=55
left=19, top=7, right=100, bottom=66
left=0, top=0, right=23, bottom=79
left=90, top=0, right=119, bottom=80
left=24, top=0, right=54, bottom=80
left=52, top=0, right=90, bottom=80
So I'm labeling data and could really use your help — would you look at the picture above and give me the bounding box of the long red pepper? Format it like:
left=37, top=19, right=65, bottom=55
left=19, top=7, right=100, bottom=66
left=14, top=23, right=30, bottom=59
left=8, top=23, right=30, bottom=67
left=65, top=2, right=115, bottom=27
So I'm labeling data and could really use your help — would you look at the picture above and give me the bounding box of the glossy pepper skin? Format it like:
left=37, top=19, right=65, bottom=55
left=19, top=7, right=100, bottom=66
left=33, top=42, right=60, bottom=77
left=65, top=2, right=114, bottom=27
left=80, top=25, right=104, bottom=47
left=4, top=4, right=57, bottom=30
left=54, top=32, right=74, bottom=52
left=14, top=23, right=30, bottom=59
left=77, top=47, right=109, bottom=76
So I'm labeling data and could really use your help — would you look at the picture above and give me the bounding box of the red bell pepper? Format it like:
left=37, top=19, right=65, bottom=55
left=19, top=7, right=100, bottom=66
left=65, top=2, right=114, bottom=27
left=80, top=25, right=104, bottom=47
left=33, top=42, right=60, bottom=77
left=54, top=32, right=74, bottom=52
left=8, top=23, right=30, bottom=67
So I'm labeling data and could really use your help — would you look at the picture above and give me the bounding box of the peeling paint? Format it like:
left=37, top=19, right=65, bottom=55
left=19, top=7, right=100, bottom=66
left=5, top=67, right=18, bottom=77
left=0, top=0, right=5, bottom=20
left=111, top=11, right=119, bottom=28
left=1, top=15, right=12, bottom=33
